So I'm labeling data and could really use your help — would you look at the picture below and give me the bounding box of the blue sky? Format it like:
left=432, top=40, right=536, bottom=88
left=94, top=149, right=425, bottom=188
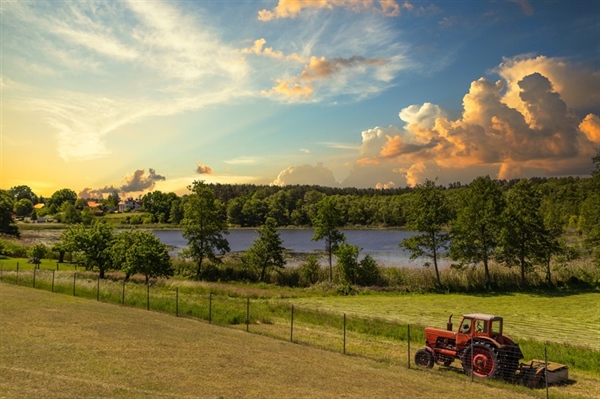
left=1, top=0, right=599, bottom=198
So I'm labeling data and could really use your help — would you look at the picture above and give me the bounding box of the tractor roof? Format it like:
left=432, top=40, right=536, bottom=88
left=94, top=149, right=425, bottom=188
left=463, top=313, right=503, bottom=321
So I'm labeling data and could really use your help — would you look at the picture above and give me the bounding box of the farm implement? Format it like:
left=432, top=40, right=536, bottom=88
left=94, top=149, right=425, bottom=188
left=414, top=314, right=568, bottom=388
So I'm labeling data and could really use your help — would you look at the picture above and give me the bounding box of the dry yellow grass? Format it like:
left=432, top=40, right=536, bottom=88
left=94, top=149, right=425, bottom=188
left=0, top=283, right=595, bottom=399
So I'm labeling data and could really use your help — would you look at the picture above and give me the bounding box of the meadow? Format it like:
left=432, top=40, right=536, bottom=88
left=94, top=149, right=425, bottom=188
left=2, top=284, right=600, bottom=399
left=1, top=257, right=599, bottom=398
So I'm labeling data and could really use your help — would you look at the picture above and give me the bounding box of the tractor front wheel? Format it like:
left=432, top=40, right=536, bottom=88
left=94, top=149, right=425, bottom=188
left=461, top=342, right=499, bottom=379
left=414, top=348, right=434, bottom=369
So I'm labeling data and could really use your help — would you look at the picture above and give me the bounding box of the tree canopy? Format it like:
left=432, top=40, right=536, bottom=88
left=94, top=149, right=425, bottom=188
left=312, top=196, right=346, bottom=281
left=400, top=179, right=451, bottom=287
left=182, top=181, right=230, bottom=279
left=243, top=217, right=286, bottom=281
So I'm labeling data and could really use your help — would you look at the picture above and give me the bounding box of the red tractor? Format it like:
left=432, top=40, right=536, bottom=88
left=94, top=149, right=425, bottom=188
left=414, top=313, right=524, bottom=379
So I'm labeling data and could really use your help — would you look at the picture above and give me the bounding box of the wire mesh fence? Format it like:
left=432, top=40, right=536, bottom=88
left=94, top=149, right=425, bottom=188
left=0, top=262, right=595, bottom=399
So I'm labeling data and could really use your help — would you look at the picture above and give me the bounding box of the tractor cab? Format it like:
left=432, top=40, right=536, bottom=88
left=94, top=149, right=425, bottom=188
left=456, top=314, right=503, bottom=347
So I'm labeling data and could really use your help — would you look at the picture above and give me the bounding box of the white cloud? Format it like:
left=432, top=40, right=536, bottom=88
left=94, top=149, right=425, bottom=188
left=224, top=156, right=261, bottom=165
left=272, top=163, right=339, bottom=186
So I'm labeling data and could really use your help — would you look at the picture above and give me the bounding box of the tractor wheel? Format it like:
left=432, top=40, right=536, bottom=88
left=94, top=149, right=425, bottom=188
left=414, top=348, right=434, bottom=369
left=443, top=358, right=454, bottom=367
left=461, top=342, right=499, bottom=379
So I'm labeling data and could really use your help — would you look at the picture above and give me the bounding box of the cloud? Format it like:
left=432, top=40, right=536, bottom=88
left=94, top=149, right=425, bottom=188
left=262, top=55, right=391, bottom=101
left=258, top=0, right=407, bottom=21
left=341, top=56, right=599, bottom=187
left=120, top=168, right=166, bottom=193
left=272, top=163, right=339, bottom=186
left=375, top=181, right=395, bottom=189
left=224, top=156, right=260, bottom=165
left=79, top=168, right=167, bottom=198
left=509, top=0, right=534, bottom=16
left=3, top=1, right=248, bottom=161
left=196, top=163, right=213, bottom=174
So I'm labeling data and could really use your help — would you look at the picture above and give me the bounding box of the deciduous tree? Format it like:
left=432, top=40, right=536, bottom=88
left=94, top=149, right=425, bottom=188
left=497, top=180, right=547, bottom=286
left=61, top=221, right=115, bottom=278
left=400, top=179, right=450, bottom=287
left=112, top=230, right=173, bottom=283
left=0, top=190, right=19, bottom=238
left=182, top=181, right=230, bottom=279
left=311, top=196, right=346, bottom=281
left=449, top=176, right=505, bottom=288
left=243, top=217, right=286, bottom=281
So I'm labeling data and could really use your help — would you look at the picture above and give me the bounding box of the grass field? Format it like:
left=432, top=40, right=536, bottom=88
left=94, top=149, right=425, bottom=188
left=2, top=284, right=599, bottom=399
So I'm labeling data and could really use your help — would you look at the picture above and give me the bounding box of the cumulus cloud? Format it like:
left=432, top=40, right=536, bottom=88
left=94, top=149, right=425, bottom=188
left=272, top=163, right=339, bottom=186
left=78, top=168, right=166, bottom=198
left=343, top=56, right=599, bottom=187
left=258, top=0, right=407, bottom=21
left=196, top=163, right=213, bottom=174
left=121, top=168, right=166, bottom=193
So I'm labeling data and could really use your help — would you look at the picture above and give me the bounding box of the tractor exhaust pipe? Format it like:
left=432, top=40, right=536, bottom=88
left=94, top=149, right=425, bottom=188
left=447, top=314, right=453, bottom=331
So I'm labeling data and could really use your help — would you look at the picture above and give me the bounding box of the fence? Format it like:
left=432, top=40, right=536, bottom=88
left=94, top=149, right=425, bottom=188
left=0, top=262, right=584, bottom=399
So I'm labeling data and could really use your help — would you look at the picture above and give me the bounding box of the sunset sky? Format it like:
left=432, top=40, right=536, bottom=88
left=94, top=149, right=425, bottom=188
left=1, top=0, right=599, bottom=198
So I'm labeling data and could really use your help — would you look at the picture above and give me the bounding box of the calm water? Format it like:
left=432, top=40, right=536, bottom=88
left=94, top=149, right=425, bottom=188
left=152, top=229, right=450, bottom=268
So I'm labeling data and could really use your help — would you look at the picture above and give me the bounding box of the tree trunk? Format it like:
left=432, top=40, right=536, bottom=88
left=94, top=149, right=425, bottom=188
left=99, top=268, right=105, bottom=279
left=58, top=250, right=65, bottom=263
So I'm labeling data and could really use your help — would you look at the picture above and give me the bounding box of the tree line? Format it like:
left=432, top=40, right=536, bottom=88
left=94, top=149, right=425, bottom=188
left=1, top=153, right=598, bottom=290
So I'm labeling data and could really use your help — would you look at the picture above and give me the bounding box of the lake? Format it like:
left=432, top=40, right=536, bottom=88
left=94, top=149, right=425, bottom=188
left=152, top=229, right=451, bottom=268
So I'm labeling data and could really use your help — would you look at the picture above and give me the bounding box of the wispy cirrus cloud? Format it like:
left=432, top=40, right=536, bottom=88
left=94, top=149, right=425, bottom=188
left=258, top=0, right=409, bottom=21
left=2, top=0, right=248, bottom=162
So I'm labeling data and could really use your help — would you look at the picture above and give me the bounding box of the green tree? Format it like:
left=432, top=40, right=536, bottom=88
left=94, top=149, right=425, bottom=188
left=9, top=185, right=38, bottom=203
left=243, top=217, right=286, bottom=281
left=28, top=243, right=47, bottom=268
left=182, top=181, right=230, bottom=279
left=335, top=243, right=380, bottom=286
left=111, top=230, right=173, bottom=284
left=13, top=198, right=34, bottom=218
left=0, top=190, right=19, bottom=237
left=497, top=180, right=547, bottom=286
left=48, top=188, right=77, bottom=210
left=538, top=202, right=565, bottom=284
left=298, top=254, right=322, bottom=286
left=61, top=222, right=115, bottom=278
left=169, top=199, right=184, bottom=224
left=312, top=196, right=346, bottom=281
left=400, top=179, right=450, bottom=287
left=449, top=176, right=505, bottom=288
left=105, top=191, right=121, bottom=210
left=60, top=202, right=82, bottom=224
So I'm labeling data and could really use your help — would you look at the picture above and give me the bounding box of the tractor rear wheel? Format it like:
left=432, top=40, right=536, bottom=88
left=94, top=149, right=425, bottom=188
left=414, top=348, right=434, bottom=369
left=461, top=342, right=499, bottom=379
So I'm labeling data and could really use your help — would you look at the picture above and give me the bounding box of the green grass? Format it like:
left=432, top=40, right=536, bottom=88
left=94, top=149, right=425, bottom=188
left=2, top=267, right=599, bottom=377
left=3, top=284, right=599, bottom=399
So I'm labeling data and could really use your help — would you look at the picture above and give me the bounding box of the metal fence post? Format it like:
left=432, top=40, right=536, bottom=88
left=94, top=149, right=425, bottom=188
left=290, top=305, right=294, bottom=342
left=33, top=268, right=36, bottom=288
left=246, top=297, right=250, bottom=332
left=122, top=280, right=126, bottom=305
left=51, top=270, right=55, bottom=293
left=175, top=287, right=179, bottom=317
left=343, top=314, right=347, bottom=354
left=72, top=272, right=76, bottom=296
left=16, top=262, right=19, bottom=285
left=407, top=324, right=411, bottom=369
left=209, top=292, right=213, bottom=324
left=545, top=346, right=549, bottom=399
left=97, top=276, right=100, bottom=301
left=146, top=283, right=150, bottom=310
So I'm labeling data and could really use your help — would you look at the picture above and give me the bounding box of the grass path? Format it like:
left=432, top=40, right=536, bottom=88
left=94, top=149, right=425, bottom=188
left=3, top=283, right=596, bottom=399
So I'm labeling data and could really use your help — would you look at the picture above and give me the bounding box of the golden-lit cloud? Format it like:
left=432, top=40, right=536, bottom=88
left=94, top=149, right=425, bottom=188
left=196, top=163, right=213, bottom=174
left=261, top=79, right=314, bottom=99
left=262, top=55, right=388, bottom=101
left=258, top=0, right=407, bottom=21
left=343, top=56, right=599, bottom=187
left=579, top=114, right=600, bottom=143
left=242, top=38, right=305, bottom=62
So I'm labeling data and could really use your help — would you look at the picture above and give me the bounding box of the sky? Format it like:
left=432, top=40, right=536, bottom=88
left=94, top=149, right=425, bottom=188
left=1, top=0, right=599, bottom=199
